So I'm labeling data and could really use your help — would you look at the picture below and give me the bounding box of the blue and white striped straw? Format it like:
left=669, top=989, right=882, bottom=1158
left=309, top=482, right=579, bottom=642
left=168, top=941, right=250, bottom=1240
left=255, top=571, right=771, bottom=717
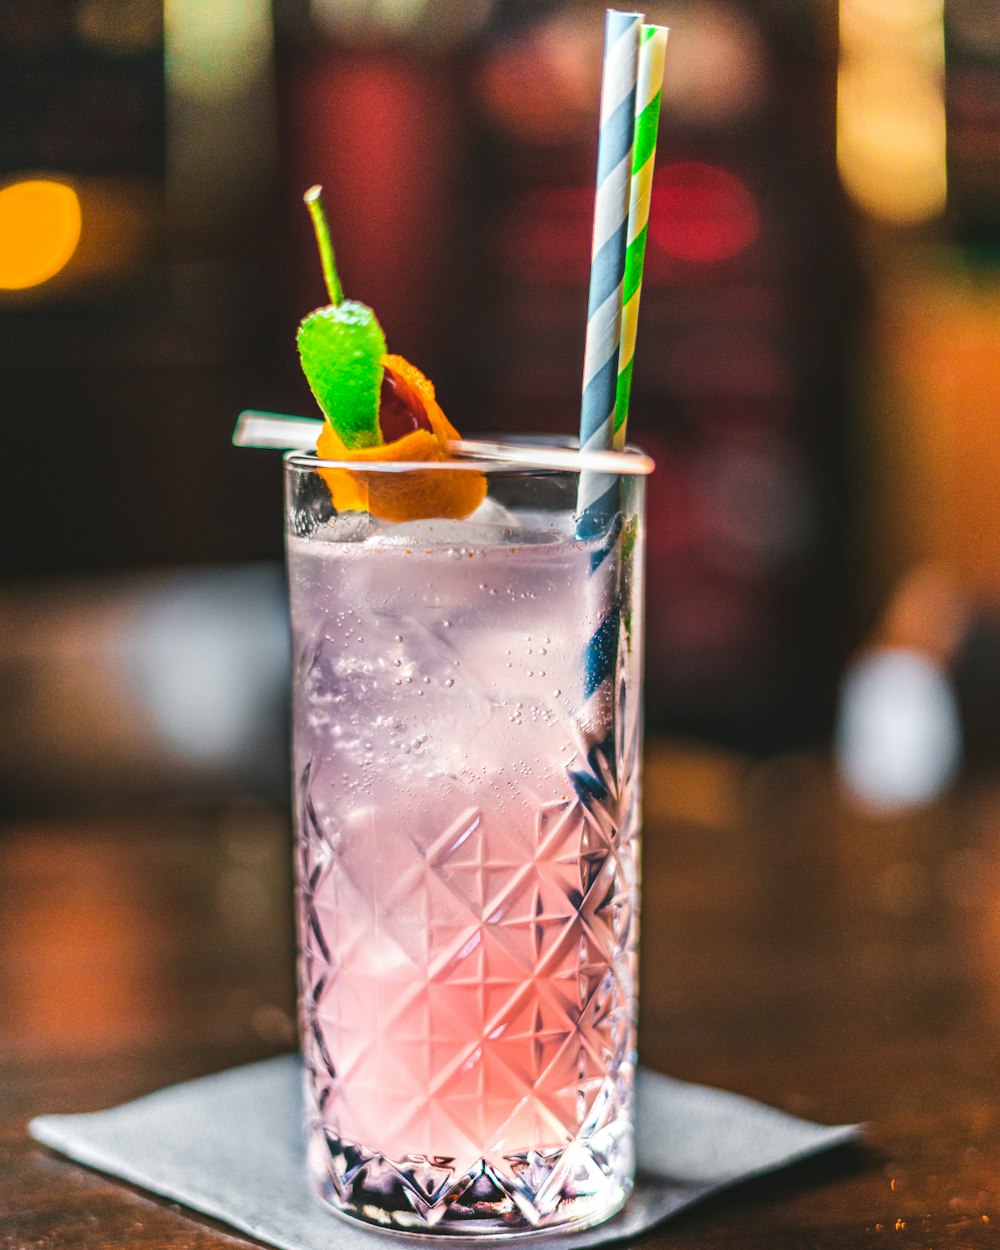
left=576, top=9, right=643, bottom=541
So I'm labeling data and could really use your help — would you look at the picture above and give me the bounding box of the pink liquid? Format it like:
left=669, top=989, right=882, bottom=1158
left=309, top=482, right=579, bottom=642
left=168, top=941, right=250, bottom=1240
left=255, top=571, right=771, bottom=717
left=289, top=514, right=641, bottom=1232
left=309, top=795, right=629, bottom=1169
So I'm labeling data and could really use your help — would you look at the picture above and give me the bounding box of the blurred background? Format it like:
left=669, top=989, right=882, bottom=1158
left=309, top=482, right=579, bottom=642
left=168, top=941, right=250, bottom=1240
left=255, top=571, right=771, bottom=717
left=5, top=0, right=1000, bottom=1123
left=1, top=0, right=999, bottom=813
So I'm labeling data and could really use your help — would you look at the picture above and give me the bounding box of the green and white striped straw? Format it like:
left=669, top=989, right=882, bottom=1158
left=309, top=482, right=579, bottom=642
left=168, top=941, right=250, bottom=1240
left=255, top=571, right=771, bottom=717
left=614, top=23, right=668, bottom=450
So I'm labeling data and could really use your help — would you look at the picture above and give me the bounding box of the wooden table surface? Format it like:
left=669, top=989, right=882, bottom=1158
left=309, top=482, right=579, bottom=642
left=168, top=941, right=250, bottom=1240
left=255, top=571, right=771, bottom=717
left=3, top=740, right=999, bottom=1248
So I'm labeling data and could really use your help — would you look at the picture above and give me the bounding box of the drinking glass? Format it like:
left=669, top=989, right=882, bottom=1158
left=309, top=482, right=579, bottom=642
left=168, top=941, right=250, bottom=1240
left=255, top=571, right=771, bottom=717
left=285, top=443, right=647, bottom=1236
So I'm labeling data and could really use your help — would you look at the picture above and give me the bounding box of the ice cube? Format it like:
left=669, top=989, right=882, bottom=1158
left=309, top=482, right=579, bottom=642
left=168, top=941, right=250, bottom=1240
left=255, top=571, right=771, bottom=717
left=359, top=500, right=574, bottom=549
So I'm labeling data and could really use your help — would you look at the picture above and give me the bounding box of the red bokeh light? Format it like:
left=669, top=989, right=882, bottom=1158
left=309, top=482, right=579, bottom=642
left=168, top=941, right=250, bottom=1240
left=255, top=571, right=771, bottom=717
left=649, top=162, right=759, bottom=264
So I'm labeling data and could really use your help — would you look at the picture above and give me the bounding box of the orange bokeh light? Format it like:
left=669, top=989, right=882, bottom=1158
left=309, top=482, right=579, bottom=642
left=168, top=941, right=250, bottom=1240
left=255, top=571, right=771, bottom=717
left=0, top=179, right=82, bottom=290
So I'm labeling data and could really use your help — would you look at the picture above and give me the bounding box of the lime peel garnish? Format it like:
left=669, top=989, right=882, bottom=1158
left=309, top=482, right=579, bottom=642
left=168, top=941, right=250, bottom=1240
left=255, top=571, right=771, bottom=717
left=297, top=185, right=384, bottom=450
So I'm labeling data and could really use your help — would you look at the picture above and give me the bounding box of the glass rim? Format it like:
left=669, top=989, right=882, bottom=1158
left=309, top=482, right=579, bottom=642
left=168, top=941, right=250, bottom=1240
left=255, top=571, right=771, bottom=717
left=283, top=436, right=655, bottom=477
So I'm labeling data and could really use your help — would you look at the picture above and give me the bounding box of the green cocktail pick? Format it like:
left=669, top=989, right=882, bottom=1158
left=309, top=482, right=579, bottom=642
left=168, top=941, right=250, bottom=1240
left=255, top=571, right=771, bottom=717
left=296, top=185, right=385, bottom=450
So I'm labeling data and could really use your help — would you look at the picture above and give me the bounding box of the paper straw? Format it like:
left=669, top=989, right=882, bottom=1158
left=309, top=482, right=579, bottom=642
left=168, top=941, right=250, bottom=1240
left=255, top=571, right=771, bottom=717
left=614, top=23, right=668, bottom=449
left=576, top=9, right=643, bottom=541
left=233, top=410, right=324, bottom=449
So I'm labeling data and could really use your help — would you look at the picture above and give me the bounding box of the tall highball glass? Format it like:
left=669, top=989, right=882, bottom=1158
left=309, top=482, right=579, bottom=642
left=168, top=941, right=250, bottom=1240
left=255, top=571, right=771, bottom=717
left=285, top=443, right=647, bottom=1236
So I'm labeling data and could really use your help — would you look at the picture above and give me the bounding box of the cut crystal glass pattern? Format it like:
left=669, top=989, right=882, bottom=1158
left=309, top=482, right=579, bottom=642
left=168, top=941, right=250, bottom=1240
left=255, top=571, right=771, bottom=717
left=297, top=735, right=639, bottom=1234
left=287, top=484, right=646, bottom=1235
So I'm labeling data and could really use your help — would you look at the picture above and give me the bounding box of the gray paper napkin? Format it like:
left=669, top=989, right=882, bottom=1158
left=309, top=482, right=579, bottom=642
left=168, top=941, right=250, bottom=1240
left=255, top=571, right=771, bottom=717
left=30, top=1055, right=861, bottom=1249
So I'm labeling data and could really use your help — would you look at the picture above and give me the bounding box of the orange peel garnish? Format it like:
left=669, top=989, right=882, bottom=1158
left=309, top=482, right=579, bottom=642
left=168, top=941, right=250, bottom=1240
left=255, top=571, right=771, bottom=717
left=316, top=354, right=487, bottom=522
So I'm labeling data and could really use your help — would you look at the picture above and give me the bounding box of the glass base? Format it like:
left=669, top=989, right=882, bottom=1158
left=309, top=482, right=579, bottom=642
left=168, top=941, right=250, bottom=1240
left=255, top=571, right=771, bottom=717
left=307, top=1129, right=633, bottom=1238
